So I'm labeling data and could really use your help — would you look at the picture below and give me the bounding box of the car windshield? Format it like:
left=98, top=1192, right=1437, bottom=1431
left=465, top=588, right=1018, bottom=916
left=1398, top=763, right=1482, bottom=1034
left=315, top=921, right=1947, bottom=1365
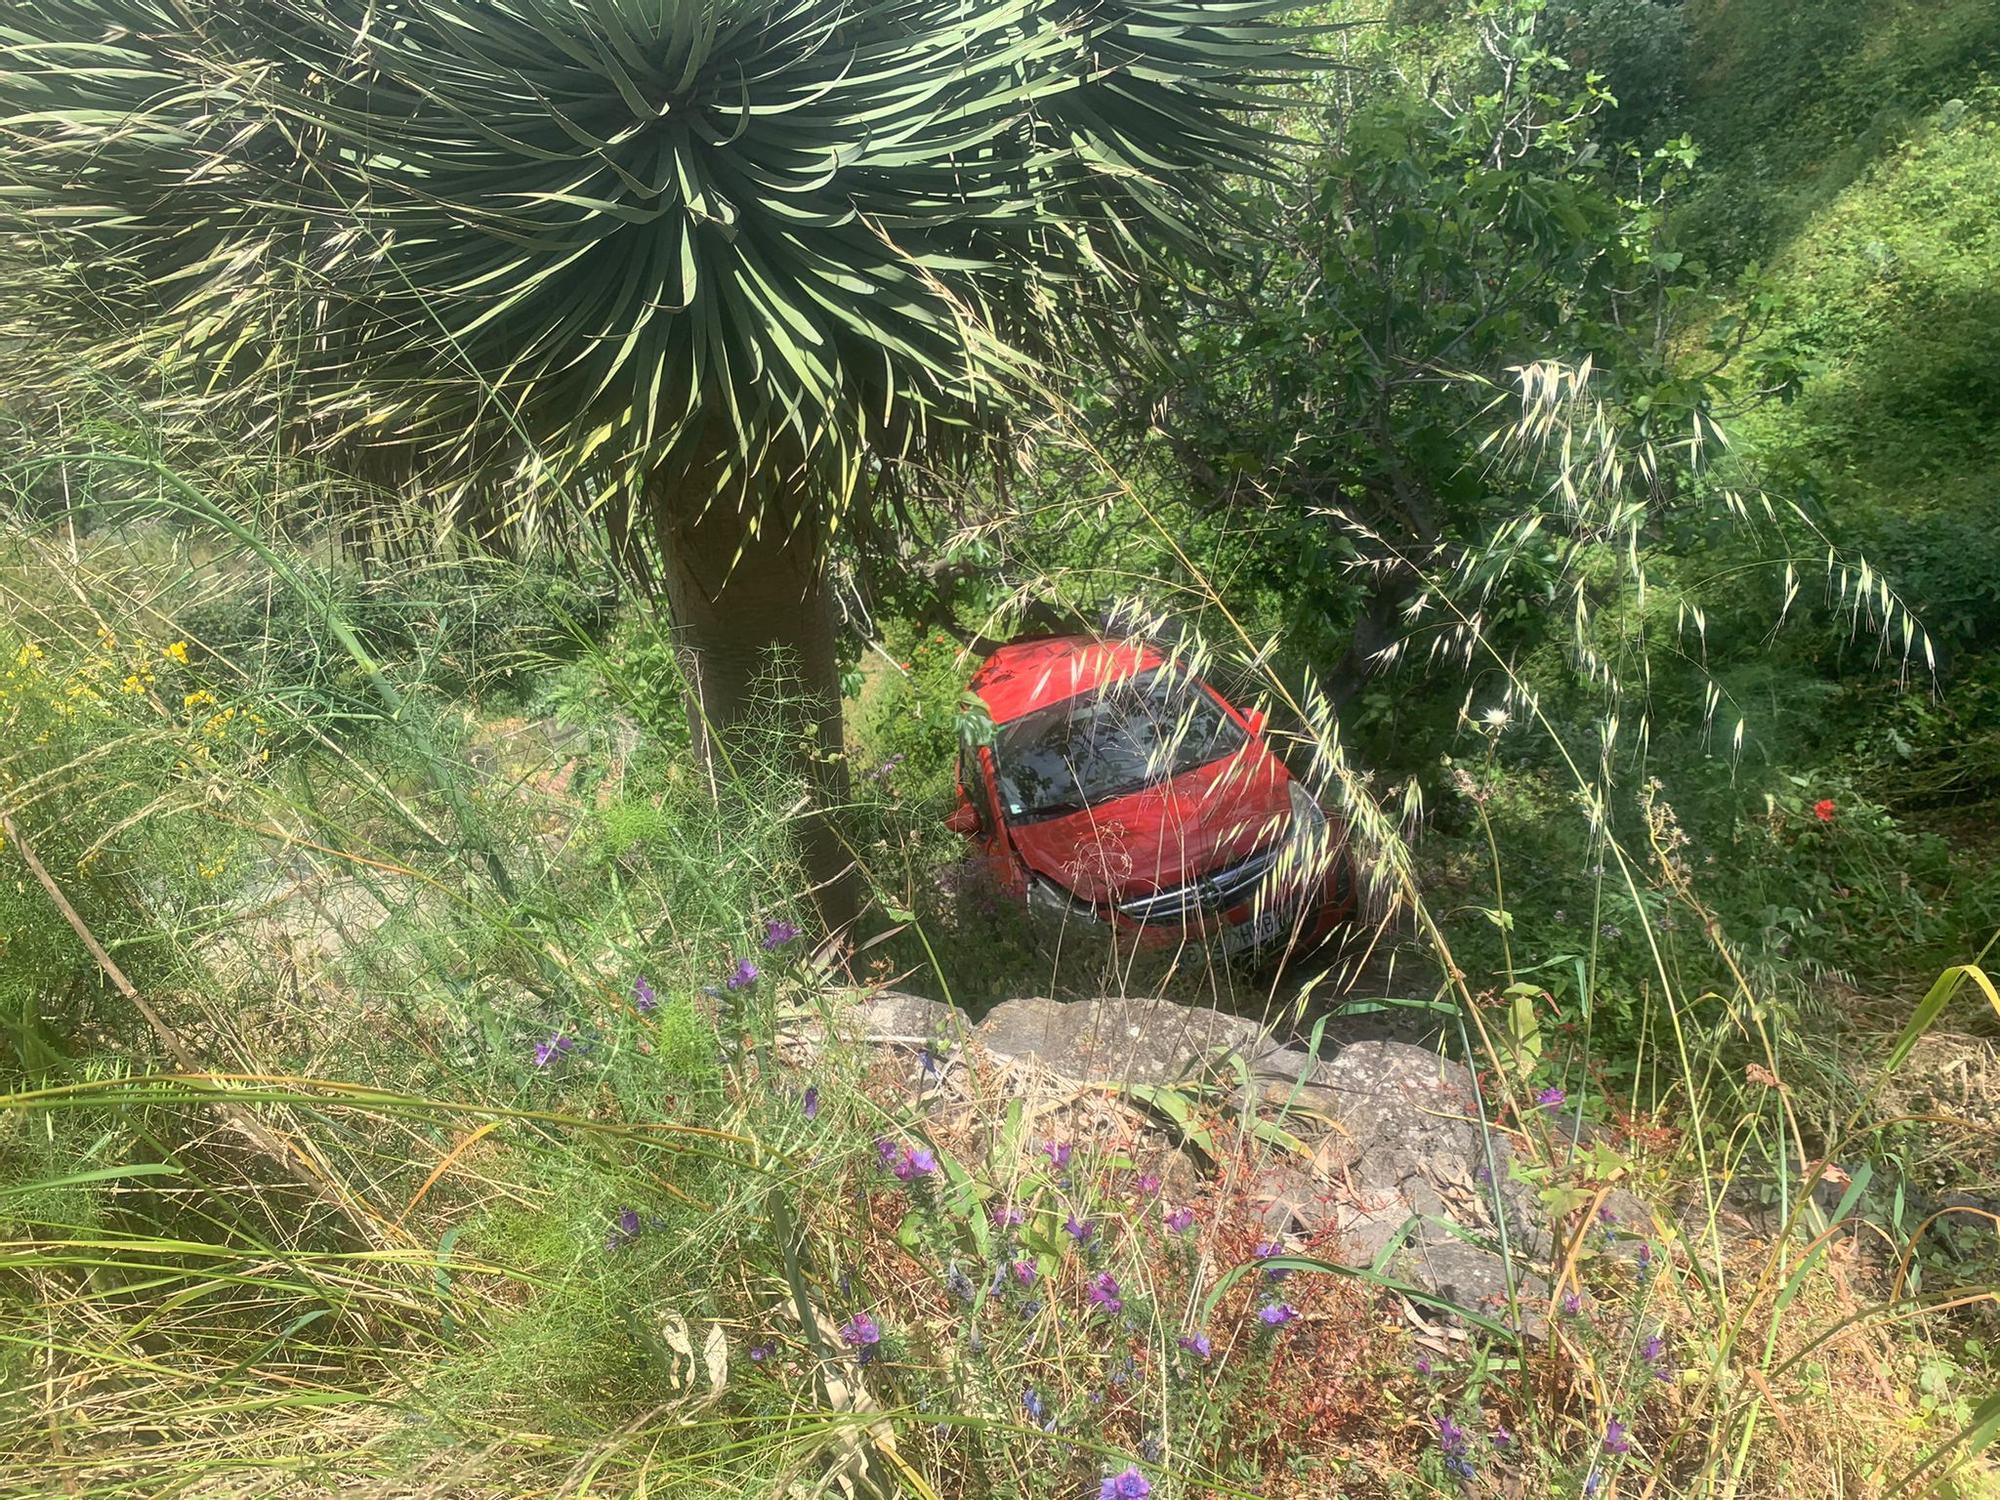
left=993, top=667, right=1246, bottom=819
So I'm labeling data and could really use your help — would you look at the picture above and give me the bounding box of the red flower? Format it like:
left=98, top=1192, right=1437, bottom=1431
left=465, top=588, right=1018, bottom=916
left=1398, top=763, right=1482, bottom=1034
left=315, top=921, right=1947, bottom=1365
left=1813, top=798, right=1837, bottom=824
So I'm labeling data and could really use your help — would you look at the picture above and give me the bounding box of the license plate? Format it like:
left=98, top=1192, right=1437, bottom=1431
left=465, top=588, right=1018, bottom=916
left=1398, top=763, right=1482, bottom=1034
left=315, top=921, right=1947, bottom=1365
left=1221, top=906, right=1288, bottom=956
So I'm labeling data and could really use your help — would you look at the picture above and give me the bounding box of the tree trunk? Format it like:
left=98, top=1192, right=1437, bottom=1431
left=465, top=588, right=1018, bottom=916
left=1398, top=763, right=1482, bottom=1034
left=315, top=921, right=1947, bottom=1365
left=657, top=493, right=859, bottom=937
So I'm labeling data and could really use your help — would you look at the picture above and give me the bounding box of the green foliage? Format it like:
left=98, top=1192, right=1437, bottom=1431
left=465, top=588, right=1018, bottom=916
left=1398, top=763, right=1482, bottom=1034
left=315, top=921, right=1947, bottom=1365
left=1677, top=0, right=2000, bottom=270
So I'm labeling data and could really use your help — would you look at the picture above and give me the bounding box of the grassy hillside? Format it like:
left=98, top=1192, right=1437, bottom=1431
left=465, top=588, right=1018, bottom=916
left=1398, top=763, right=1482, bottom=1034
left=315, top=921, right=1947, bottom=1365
left=1682, top=0, right=2000, bottom=270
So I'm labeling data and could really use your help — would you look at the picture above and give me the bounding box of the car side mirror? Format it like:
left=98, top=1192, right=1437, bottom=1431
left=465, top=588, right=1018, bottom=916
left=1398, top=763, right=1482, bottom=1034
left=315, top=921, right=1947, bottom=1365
left=1243, top=707, right=1268, bottom=738
left=946, top=799, right=981, bottom=836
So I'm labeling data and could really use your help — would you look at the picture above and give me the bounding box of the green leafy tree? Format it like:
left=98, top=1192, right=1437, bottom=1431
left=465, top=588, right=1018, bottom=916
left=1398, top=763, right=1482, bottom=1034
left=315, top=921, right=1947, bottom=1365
left=1145, top=1, right=1723, bottom=710
left=0, top=0, right=1309, bottom=919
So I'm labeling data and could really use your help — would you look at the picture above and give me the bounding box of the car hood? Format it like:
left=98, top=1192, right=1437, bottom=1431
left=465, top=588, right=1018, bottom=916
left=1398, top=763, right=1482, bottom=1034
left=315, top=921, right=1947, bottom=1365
left=1006, top=744, right=1296, bottom=907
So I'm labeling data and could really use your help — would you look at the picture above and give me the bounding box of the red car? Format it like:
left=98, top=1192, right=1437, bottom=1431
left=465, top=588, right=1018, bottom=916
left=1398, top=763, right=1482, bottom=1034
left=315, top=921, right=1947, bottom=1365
left=948, top=635, right=1357, bottom=964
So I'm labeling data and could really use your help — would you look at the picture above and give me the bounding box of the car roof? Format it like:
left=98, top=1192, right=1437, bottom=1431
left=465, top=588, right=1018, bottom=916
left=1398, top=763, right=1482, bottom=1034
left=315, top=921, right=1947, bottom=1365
left=967, top=634, right=1168, bottom=726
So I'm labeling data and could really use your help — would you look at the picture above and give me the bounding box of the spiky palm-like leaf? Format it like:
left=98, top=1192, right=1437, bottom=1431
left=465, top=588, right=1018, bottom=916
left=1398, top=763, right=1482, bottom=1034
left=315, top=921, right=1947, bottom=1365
left=0, top=0, right=1311, bottom=532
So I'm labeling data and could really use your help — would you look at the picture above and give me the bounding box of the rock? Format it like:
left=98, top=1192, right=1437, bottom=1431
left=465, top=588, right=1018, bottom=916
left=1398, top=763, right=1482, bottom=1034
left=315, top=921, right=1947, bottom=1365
left=975, top=995, right=1282, bottom=1082
left=1313, top=1041, right=1486, bottom=1190
left=1250, top=1163, right=1343, bottom=1234
left=1392, top=1239, right=1549, bottom=1338
left=844, top=990, right=968, bottom=1046
left=814, top=991, right=1642, bottom=1342
left=1325, top=1193, right=1417, bottom=1266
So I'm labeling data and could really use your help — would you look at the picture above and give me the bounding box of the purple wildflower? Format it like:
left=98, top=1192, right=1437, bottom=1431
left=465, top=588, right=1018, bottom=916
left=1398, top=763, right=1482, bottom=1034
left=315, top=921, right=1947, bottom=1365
left=1643, top=1332, right=1672, bottom=1379
left=990, top=1203, right=1025, bottom=1229
left=1584, top=1470, right=1602, bottom=1497
left=1636, top=1243, right=1654, bottom=1272
left=1023, top=1387, right=1046, bottom=1423
left=918, top=1047, right=942, bottom=1080
left=1605, top=1417, right=1630, bottom=1455
left=1438, top=1415, right=1473, bottom=1479
left=893, top=1146, right=937, bottom=1181
left=532, top=1032, right=575, bottom=1068
left=1536, top=1085, right=1567, bottom=1111
left=762, top=919, right=800, bottom=949
left=1063, top=1213, right=1093, bottom=1244
left=1178, top=1332, right=1213, bottom=1360
left=1259, top=1302, right=1300, bottom=1327
left=1492, top=1424, right=1512, bottom=1446
left=633, top=976, right=657, bottom=1014
left=1415, top=1354, right=1433, bottom=1377
left=1165, top=1206, right=1196, bottom=1233
left=748, top=1341, right=776, bottom=1362
left=875, top=1136, right=899, bottom=1168
left=802, top=1085, right=820, bottom=1120
left=1135, top=1173, right=1162, bottom=1197
left=1562, top=1290, right=1584, bottom=1317
left=1012, top=1259, right=1038, bottom=1287
left=945, top=1265, right=975, bottom=1302
left=1255, top=1240, right=1291, bottom=1280
left=1088, top=1271, right=1124, bottom=1316
left=839, top=1313, right=881, bottom=1348
left=617, top=1207, right=641, bottom=1238
left=1042, top=1141, right=1072, bottom=1169
left=1099, top=1467, right=1150, bottom=1500
left=725, top=957, right=759, bottom=991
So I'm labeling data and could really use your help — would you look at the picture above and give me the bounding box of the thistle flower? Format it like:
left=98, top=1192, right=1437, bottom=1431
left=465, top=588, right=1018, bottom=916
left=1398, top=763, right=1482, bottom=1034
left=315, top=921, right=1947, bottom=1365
left=725, top=957, right=759, bottom=991
left=632, top=975, right=657, bottom=1014
left=1088, top=1271, right=1123, bottom=1316
left=1099, top=1467, right=1150, bottom=1500
left=762, top=918, right=801, bottom=949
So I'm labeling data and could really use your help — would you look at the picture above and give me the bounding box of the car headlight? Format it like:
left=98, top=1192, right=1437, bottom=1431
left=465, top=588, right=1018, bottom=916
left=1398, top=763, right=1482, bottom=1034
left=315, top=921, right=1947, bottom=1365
left=1029, top=873, right=1099, bottom=922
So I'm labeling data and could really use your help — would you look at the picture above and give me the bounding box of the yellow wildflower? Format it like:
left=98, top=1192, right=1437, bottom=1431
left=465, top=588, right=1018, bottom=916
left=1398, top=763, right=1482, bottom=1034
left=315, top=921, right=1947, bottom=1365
left=162, top=641, right=189, bottom=663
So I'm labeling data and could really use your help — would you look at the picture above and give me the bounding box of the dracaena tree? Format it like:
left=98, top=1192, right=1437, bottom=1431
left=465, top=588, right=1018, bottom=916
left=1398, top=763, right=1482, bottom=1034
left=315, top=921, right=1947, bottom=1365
left=0, top=0, right=1308, bottom=921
